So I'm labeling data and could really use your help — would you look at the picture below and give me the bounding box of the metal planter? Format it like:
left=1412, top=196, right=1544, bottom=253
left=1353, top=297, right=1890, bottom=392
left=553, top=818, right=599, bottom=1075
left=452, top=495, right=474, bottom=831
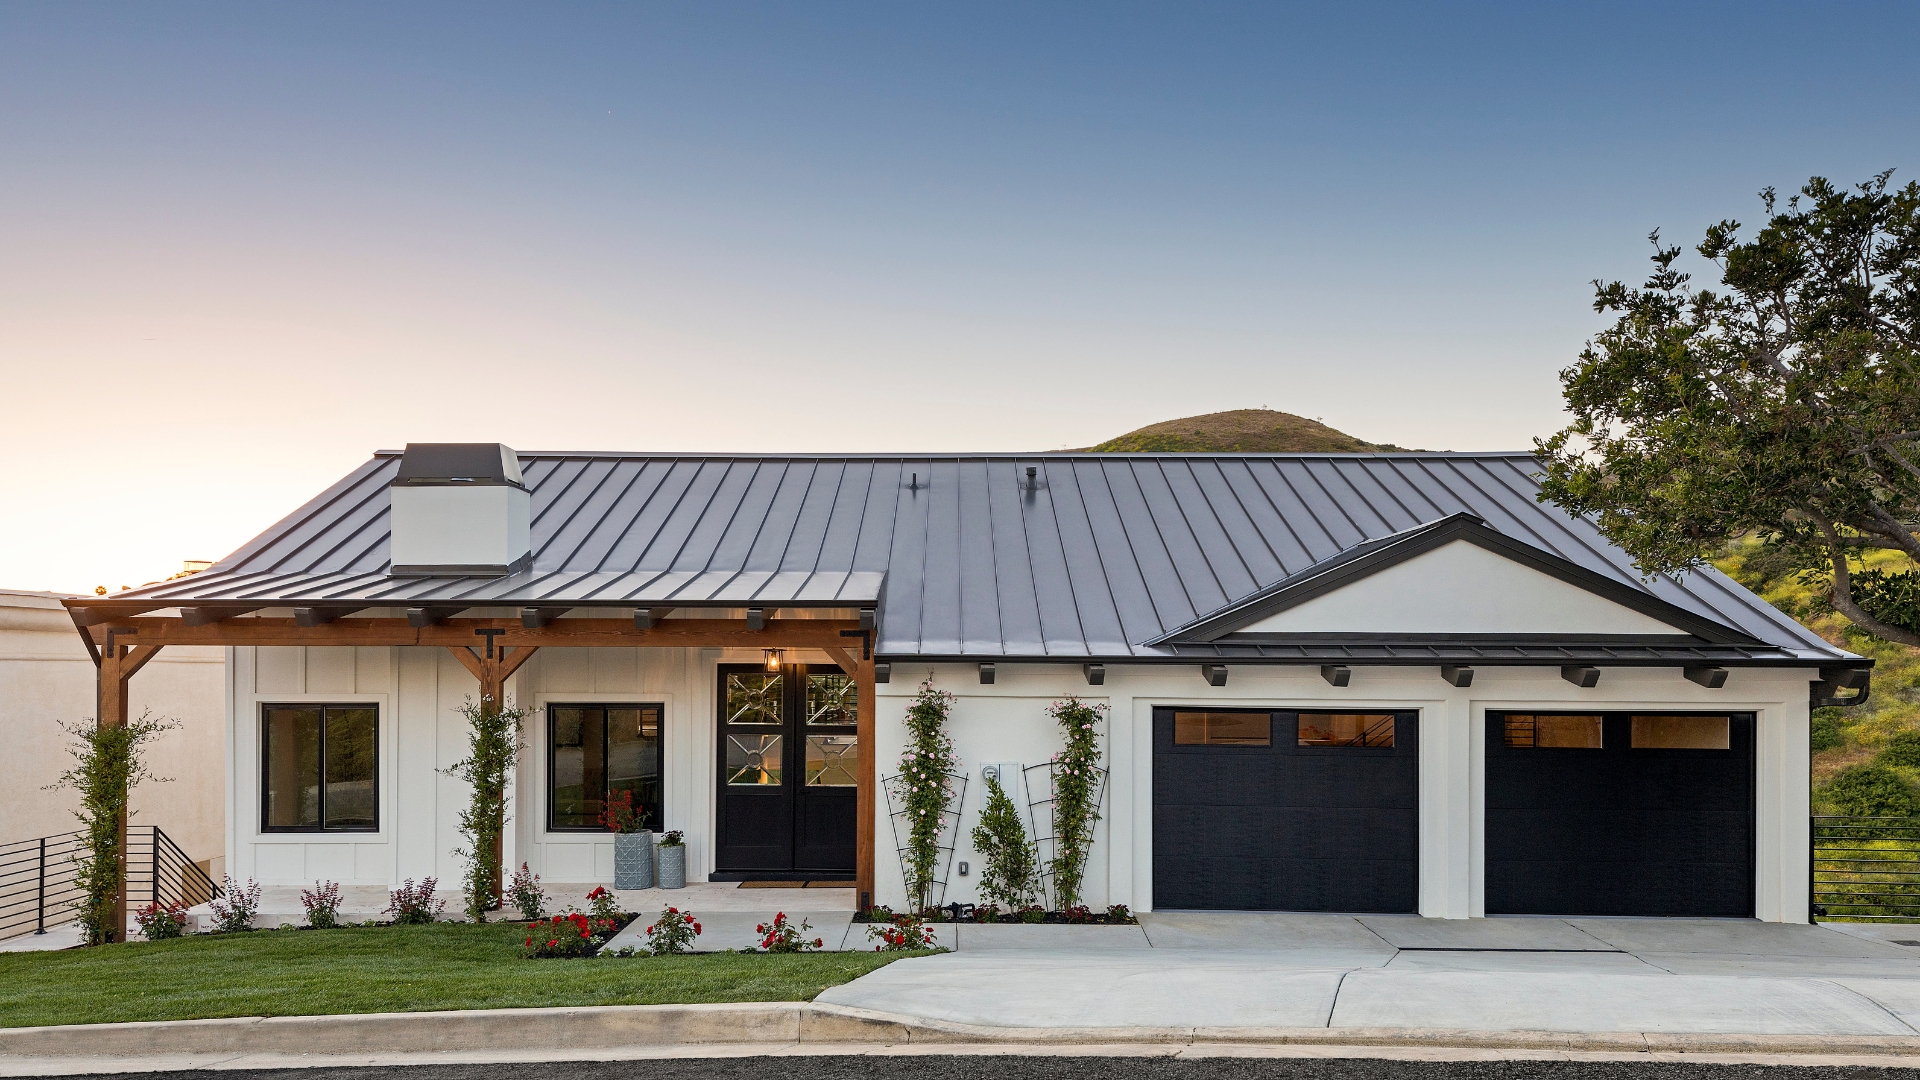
left=614, top=832, right=655, bottom=890
left=655, top=842, right=686, bottom=889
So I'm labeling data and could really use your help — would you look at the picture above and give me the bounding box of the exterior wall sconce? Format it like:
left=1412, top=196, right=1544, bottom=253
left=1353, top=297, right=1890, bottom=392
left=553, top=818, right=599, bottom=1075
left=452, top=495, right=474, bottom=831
left=1562, top=665, right=1602, bottom=688
left=979, top=663, right=996, bottom=684
left=1084, top=663, right=1105, bottom=685
left=746, top=607, right=767, bottom=631
left=1321, top=665, right=1352, bottom=687
left=764, top=649, right=783, bottom=671
left=874, top=661, right=891, bottom=684
left=1441, top=665, right=1474, bottom=687
left=1202, top=664, right=1228, bottom=686
left=1684, top=664, right=1728, bottom=688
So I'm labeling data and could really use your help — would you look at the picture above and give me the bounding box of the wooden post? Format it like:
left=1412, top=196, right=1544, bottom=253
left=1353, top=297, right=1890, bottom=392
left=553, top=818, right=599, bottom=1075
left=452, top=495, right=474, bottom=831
left=446, top=644, right=538, bottom=907
left=95, top=640, right=162, bottom=943
left=825, top=646, right=876, bottom=908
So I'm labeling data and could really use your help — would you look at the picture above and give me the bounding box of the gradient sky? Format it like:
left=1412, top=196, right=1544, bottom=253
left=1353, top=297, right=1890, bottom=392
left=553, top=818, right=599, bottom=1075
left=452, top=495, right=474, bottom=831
left=4, top=2, right=1916, bottom=593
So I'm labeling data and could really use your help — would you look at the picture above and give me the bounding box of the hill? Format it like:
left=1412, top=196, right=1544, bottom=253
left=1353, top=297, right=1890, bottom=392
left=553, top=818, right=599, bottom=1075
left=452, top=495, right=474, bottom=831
left=1084, top=409, right=1409, bottom=453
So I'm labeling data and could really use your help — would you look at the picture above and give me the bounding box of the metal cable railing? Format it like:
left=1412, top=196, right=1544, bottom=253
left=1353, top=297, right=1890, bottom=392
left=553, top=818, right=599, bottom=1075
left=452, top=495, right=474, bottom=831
left=0, top=826, right=221, bottom=941
left=1813, top=816, right=1920, bottom=921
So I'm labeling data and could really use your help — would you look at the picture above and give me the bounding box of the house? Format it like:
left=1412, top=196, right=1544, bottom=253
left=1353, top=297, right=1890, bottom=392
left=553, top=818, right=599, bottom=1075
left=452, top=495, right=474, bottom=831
left=63, top=444, right=1871, bottom=925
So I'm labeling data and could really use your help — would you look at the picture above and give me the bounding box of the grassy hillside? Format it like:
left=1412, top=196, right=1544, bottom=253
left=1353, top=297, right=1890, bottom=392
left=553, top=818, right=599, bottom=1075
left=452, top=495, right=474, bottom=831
left=1085, top=409, right=1412, bottom=453
left=1714, top=538, right=1920, bottom=811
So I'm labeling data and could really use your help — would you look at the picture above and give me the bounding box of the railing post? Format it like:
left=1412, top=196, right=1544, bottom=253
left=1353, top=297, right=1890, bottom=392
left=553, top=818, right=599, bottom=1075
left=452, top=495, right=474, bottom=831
left=35, top=836, right=46, bottom=935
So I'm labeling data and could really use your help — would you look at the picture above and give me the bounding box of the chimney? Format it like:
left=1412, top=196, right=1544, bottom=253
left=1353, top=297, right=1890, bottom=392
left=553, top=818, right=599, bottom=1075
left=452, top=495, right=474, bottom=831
left=387, top=443, right=531, bottom=577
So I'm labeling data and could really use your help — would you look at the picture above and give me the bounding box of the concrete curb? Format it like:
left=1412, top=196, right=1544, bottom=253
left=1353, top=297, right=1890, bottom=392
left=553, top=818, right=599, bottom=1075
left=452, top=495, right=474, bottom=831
left=5, top=1002, right=1920, bottom=1061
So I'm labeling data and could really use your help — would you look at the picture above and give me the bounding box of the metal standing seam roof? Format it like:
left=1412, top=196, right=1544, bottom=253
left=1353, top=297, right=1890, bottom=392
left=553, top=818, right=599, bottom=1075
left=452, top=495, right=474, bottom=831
left=104, top=450, right=1853, bottom=664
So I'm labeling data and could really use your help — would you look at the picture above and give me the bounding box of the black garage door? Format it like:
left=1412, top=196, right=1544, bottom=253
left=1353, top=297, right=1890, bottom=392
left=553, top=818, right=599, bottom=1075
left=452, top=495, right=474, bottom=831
left=1486, top=711, right=1754, bottom=917
left=1153, top=707, right=1418, bottom=912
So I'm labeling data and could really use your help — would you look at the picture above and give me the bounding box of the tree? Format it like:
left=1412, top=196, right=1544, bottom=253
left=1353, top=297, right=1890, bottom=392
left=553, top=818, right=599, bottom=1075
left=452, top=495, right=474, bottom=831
left=1537, top=172, right=1920, bottom=645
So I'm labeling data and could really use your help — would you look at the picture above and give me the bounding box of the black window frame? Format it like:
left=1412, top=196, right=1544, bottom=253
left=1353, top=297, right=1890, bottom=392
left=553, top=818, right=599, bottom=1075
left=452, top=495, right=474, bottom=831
left=258, top=703, right=381, bottom=834
left=546, top=702, right=666, bottom=833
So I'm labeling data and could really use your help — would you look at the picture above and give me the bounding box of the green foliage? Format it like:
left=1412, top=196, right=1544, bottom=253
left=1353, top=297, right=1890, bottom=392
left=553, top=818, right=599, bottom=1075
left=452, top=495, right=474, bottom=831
left=1827, top=764, right=1920, bottom=816
left=444, top=696, right=528, bottom=922
left=0, top=921, right=914, bottom=1028
left=969, top=775, right=1039, bottom=909
left=1811, top=714, right=1844, bottom=754
left=48, top=712, right=177, bottom=945
left=1045, top=697, right=1106, bottom=910
left=1879, top=729, right=1920, bottom=767
left=1537, top=172, right=1920, bottom=646
left=890, top=680, right=959, bottom=912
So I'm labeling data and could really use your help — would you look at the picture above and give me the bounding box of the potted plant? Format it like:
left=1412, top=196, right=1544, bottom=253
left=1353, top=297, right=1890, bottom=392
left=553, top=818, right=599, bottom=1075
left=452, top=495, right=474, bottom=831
left=602, top=791, right=653, bottom=890
left=655, top=830, right=686, bottom=889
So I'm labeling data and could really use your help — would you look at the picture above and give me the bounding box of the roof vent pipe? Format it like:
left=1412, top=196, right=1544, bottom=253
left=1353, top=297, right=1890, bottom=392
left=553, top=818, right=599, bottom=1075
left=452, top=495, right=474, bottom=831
left=388, top=443, right=531, bottom=577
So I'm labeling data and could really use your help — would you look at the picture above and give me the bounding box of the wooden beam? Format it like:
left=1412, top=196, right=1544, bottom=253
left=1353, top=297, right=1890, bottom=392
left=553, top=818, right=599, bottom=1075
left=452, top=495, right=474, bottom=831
left=497, top=644, right=538, bottom=682
left=119, top=644, right=164, bottom=682
left=446, top=645, right=488, bottom=682
left=95, top=640, right=166, bottom=943
left=71, top=605, right=169, bottom=626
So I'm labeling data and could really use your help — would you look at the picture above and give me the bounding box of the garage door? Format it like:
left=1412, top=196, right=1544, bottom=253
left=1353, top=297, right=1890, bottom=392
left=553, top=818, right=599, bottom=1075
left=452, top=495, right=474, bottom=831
left=1485, top=711, right=1754, bottom=917
left=1153, top=707, right=1418, bottom=912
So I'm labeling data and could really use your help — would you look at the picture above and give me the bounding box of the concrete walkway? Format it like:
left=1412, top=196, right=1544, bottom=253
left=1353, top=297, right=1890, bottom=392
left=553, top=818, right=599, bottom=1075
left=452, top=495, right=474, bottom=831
left=817, top=913, right=1920, bottom=1038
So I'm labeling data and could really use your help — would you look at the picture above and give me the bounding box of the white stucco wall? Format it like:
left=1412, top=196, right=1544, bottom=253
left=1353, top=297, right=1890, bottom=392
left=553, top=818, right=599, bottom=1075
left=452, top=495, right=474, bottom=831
left=222, top=641, right=1817, bottom=922
left=1, top=590, right=225, bottom=865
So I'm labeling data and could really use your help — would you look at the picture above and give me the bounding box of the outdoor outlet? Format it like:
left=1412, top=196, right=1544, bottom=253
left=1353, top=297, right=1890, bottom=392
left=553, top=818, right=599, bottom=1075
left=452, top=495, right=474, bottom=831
left=957, top=861, right=970, bottom=876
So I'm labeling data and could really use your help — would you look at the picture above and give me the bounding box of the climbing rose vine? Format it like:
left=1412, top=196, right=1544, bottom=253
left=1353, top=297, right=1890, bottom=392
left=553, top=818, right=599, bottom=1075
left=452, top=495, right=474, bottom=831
left=1046, top=697, right=1106, bottom=910
left=891, top=679, right=958, bottom=912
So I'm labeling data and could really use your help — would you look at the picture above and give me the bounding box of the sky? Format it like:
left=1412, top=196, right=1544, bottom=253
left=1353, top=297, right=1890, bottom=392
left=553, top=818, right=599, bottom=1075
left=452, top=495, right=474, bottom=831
left=3, top=2, right=1917, bottom=594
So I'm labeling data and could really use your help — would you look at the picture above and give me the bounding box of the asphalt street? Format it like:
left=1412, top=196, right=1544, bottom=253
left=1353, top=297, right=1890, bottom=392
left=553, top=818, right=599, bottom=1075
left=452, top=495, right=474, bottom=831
left=53, top=1058, right=1920, bottom=1080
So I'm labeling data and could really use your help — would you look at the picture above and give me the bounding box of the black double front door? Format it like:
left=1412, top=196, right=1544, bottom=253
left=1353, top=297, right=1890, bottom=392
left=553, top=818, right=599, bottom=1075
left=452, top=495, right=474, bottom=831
left=713, top=662, right=858, bottom=878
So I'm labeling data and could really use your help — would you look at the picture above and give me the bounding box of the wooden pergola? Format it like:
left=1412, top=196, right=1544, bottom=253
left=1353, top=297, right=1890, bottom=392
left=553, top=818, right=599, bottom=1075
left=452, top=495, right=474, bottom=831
left=66, top=607, right=877, bottom=941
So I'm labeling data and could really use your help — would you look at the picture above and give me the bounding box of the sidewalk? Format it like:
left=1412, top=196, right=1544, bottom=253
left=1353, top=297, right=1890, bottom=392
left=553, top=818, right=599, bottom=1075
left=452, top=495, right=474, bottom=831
left=817, top=913, right=1920, bottom=1037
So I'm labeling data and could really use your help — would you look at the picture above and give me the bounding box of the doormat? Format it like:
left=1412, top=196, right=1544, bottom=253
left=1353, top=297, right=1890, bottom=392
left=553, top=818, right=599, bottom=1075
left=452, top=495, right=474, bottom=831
left=736, top=880, right=856, bottom=888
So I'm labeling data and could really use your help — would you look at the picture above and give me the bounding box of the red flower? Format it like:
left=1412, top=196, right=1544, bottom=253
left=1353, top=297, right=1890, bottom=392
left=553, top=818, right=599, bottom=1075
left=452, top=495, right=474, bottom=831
left=547, top=939, right=558, bottom=948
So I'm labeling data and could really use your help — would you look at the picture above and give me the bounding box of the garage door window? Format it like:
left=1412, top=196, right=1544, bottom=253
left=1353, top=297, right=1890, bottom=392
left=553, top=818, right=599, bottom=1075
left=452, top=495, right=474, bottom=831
left=1297, top=712, right=1395, bottom=747
left=1631, top=715, right=1731, bottom=749
left=1503, top=714, right=1603, bottom=748
left=1173, top=711, right=1270, bottom=746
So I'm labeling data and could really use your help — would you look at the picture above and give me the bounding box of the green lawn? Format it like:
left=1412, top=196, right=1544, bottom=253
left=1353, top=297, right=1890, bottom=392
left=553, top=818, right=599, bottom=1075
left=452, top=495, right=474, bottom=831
left=0, top=922, right=918, bottom=1029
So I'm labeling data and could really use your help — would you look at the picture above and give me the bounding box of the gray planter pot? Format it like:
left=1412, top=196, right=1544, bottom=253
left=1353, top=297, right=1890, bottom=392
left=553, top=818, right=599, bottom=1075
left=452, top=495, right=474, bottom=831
left=614, top=832, right=655, bottom=890
left=655, top=842, right=686, bottom=889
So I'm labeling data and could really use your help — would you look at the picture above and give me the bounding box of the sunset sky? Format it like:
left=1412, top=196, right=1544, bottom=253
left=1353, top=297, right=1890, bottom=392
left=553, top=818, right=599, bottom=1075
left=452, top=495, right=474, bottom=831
left=3, top=2, right=1915, bottom=593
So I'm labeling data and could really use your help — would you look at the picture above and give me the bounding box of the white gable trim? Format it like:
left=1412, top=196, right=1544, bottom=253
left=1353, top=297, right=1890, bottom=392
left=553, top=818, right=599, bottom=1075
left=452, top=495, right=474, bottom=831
left=1237, top=539, right=1690, bottom=636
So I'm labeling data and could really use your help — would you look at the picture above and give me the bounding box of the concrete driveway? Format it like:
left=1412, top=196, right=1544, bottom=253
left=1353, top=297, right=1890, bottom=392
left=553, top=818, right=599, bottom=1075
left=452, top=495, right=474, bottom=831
left=816, top=913, right=1920, bottom=1037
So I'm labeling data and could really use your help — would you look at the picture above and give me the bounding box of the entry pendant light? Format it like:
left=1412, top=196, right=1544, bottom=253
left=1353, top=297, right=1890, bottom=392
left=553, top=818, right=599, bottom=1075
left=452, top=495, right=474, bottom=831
left=764, top=648, right=783, bottom=672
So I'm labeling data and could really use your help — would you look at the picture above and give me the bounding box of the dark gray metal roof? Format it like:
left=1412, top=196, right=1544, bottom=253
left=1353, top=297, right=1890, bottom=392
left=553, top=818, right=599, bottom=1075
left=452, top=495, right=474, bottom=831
left=102, top=451, right=1852, bottom=664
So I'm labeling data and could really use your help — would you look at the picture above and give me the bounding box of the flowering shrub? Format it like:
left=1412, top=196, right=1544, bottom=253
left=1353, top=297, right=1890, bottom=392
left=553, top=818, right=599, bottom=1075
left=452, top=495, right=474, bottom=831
left=1056, top=904, right=1096, bottom=924
left=521, top=911, right=620, bottom=959
left=135, top=900, right=188, bottom=940
left=1018, top=905, right=1046, bottom=924
left=507, top=863, right=547, bottom=920
left=891, top=680, right=959, bottom=911
left=1046, top=697, right=1106, bottom=909
left=386, top=877, right=445, bottom=925
left=1106, top=904, right=1134, bottom=924
left=585, top=886, right=622, bottom=923
left=643, top=906, right=701, bottom=954
left=756, top=911, right=825, bottom=953
left=658, top=830, right=685, bottom=847
left=208, top=876, right=261, bottom=933
left=301, top=880, right=343, bottom=929
left=867, top=913, right=937, bottom=951
left=600, top=789, right=644, bottom=833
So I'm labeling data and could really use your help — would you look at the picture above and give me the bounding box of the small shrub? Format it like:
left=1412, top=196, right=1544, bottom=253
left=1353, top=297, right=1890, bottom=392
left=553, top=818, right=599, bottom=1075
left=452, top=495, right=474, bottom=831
left=1879, top=730, right=1920, bottom=768
left=970, top=774, right=1040, bottom=910
left=522, top=911, right=619, bottom=959
left=867, top=913, right=936, bottom=951
left=1105, top=903, right=1134, bottom=924
left=1057, top=904, right=1095, bottom=924
left=644, top=906, right=701, bottom=954
left=757, top=911, right=825, bottom=953
left=585, top=886, right=622, bottom=923
left=1828, top=765, right=1920, bottom=816
left=1811, top=714, right=1844, bottom=754
left=135, top=900, right=188, bottom=940
left=208, top=876, right=261, bottom=933
left=507, top=863, right=547, bottom=920
left=386, top=877, right=445, bottom=925
left=301, top=880, right=343, bottom=929
left=658, top=830, right=685, bottom=847
left=1018, top=905, right=1045, bottom=924
left=974, top=903, right=1002, bottom=923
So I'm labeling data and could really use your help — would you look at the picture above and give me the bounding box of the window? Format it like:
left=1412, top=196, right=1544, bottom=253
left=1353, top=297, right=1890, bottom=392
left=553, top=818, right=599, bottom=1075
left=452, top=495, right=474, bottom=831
left=261, top=705, right=378, bottom=832
left=550, top=704, right=662, bottom=831
left=1297, top=712, right=1395, bottom=747
left=1174, top=711, right=1271, bottom=746
left=1503, top=714, right=1603, bottom=748
left=1632, top=715, right=1731, bottom=749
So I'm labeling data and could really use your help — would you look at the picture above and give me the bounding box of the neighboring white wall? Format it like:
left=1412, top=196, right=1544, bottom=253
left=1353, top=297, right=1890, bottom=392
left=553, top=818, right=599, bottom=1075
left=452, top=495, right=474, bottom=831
left=222, top=639, right=1818, bottom=922
left=0, top=590, right=224, bottom=864
left=1242, top=541, right=1687, bottom=635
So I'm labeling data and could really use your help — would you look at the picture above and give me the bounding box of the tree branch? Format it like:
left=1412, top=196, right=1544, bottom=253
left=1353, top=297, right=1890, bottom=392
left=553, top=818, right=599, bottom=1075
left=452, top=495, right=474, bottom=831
left=1810, top=507, right=1920, bottom=647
